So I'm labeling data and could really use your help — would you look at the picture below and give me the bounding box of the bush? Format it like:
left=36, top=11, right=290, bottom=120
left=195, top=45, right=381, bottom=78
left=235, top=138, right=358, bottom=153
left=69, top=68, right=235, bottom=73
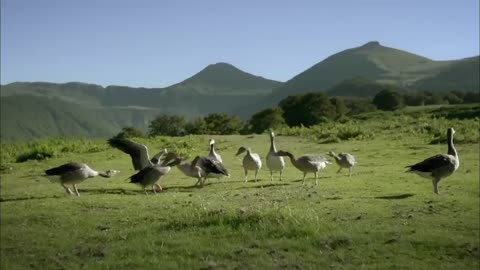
left=113, top=127, right=146, bottom=139
left=372, top=89, right=405, bottom=111
left=149, top=115, right=187, bottom=136
left=203, top=113, right=245, bottom=135
left=248, top=107, right=286, bottom=134
left=185, top=118, right=208, bottom=135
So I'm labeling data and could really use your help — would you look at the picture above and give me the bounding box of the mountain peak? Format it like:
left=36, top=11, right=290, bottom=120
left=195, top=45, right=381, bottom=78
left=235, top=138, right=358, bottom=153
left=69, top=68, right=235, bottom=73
left=360, top=41, right=382, bottom=48
left=170, top=62, right=283, bottom=95
left=202, top=62, right=239, bottom=72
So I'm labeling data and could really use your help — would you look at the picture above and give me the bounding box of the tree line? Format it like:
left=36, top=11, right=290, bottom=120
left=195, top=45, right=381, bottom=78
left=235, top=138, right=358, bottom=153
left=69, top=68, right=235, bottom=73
left=114, top=89, right=479, bottom=138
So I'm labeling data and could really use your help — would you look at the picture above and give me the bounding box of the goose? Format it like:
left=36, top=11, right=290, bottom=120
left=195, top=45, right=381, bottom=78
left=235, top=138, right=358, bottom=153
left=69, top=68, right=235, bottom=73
left=327, top=151, right=356, bottom=177
left=266, top=130, right=285, bottom=181
left=235, top=146, right=262, bottom=182
left=108, top=138, right=167, bottom=170
left=206, top=138, right=228, bottom=181
left=276, top=150, right=331, bottom=185
left=126, top=152, right=182, bottom=194
left=44, top=162, right=119, bottom=196
left=208, top=138, right=223, bottom=163
left=177, top=156, right=230, bottom=187
left=406, top=127, right=459, bottom=194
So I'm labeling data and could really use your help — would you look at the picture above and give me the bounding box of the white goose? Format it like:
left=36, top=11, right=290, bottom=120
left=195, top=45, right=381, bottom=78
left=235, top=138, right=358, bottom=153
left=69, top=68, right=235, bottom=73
left=277, top=150, right=331, bottom=185
left=236, top=146, right=262, bottom=182
left=208, top=138, right=223, bottom=163
left=44, top=163, right=119, bottom=196
left=406, top=127, right=459, bottom=194
left=266, top=130, right=285, bottom=181
left=327, top=151, right=356, bottom=177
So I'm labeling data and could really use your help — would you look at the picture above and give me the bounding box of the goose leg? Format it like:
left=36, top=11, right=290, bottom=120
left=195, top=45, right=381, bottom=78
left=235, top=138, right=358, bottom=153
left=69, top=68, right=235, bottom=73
left=432, top=178, right=439, bottom=194
left=349, top=167, right=352, bottom=177
left=62, top=184, right=74, bottom=195
left=254, top=170, right=258, bottom=182
left=337, top=167, right=342, bottom=174
left=73, top=184, right=80, bottom=196
left=302, top=172, right=307, bottom=185
left=244, top=169, right=248, bottom=182
left=315, top=172, right=318, bottom=186
left=279, top=170, right=283, bottom=181
left=270, top=171, right=273, bottom=181
left=154, top=183, right=163, bottom=193
left=143, top=187, right=148, bottom=195
left=152, top=185, right=157, bottom=194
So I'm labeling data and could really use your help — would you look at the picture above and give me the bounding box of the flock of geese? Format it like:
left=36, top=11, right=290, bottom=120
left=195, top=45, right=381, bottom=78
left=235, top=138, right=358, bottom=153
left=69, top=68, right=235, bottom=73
left=44, top=128, right=459, bottom=196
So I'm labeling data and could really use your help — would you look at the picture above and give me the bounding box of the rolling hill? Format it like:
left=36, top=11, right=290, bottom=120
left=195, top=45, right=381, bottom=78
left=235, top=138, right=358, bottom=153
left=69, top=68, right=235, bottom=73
left=1, top=64, right=283, bottom=141
left=412, top=56, right=480, bottom=92
left=268, top=41, right=457, bottom=105
left=2, top=41, right=478, bottom=141
left=0, top=94, right=164, bottom=141
left=166, top=62, right=283, bottom=95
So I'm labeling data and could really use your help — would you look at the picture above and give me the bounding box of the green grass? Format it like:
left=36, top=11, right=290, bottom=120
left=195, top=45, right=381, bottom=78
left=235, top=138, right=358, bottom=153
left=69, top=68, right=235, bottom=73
left=1, top=130, right=479, bottom=269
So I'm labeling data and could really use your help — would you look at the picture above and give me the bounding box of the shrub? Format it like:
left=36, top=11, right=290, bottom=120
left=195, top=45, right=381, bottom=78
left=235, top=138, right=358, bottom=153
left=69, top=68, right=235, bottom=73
left=248, top=107, right=286, bottom=134
left=149, top=115, right=187, bottom=136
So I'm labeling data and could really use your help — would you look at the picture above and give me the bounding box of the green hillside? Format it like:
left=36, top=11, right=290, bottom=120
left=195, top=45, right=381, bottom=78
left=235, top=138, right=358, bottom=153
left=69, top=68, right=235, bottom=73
left=269, top=41, right=456, bottom=104
left=167, top=62, right=283, bottom=95
left=326, top=77, right=402, bottom=97
left=1, top=42, right=478, bottom=141
left=412, top=56, right=480, bottom=92
left=0, top=95, right=164, bottom=142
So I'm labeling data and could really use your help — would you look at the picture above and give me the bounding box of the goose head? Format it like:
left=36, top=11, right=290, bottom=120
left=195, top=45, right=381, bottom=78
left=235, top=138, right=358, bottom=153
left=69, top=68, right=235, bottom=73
left=235, top=146, right=248, bottom=156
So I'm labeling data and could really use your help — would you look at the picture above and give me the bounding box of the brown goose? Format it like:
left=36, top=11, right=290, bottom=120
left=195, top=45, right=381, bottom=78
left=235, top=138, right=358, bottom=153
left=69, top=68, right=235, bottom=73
left=127, top=152, right=182, bottom=194
left=108, top=138, right=167, bottom=170
left=406, top=127, right=460, bottom=194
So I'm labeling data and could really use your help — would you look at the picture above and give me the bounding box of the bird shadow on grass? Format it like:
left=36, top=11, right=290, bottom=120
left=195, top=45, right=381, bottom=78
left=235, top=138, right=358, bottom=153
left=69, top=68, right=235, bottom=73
left=374, top=193, right=415, bottom=200
left=78, top=188, right=144, bottom=196
left=236, top=183, right=290, bottom=190
left=292, top=176, right=332, bottom=183
left=0, top=195, right=65, bottom=202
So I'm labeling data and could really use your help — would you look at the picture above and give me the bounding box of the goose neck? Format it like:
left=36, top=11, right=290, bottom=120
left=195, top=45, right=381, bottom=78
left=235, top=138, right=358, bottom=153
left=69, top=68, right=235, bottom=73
left=447, top=132, right=457, bottom=157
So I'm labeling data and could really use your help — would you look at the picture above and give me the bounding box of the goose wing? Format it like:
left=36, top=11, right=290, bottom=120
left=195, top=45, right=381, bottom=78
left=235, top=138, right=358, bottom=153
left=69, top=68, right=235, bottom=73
left=194, top=156, right=229, bottom=176
left=45, top=162, right=84, bottom=176
left=108, top=138, right=150, bottom=170
left=129, top=166, right=171, bottom=185
left=303, top=155, right=328, bottom=163
left=406, top=154, right=453, bottom=173
left=339, top=153, right=356, bottom=164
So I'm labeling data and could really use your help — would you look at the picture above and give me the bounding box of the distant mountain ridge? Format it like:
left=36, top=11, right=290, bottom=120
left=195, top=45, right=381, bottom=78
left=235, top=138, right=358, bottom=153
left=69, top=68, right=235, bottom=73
left=167, top=62, right=283, bottom=95
left=269, top=41, right=460, bottom=103
left=2, top=41, right=478, bottom=141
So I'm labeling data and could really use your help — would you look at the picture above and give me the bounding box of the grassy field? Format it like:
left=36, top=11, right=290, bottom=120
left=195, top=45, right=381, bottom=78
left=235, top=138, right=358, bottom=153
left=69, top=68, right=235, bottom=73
left=1, top=124, right=479, bottom=269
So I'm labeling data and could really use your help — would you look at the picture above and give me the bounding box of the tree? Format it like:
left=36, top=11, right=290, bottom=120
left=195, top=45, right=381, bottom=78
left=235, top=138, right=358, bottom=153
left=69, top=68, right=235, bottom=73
left=185, top=117, right=208, bottom=135
left=404, top=92, right=426, bottom=106
left=372, top=89, right=405, bottom=111
left=279, top=93, right=336, bottom=127
left=443, top=92, right=463, bottom=104
left=463, top=91, right=480, bottom=103
left=113, top=127, right=146, bottom=139
left=248, top=107, right=286, bottom=134
left=330, top=97, right=348, bottom=118
left=148, top=115, right=186, bottom=136
left=203, top=113, right=244, bottom=135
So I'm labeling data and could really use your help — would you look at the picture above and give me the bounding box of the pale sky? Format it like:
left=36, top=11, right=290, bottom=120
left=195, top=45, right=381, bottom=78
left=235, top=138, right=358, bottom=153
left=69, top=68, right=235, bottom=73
left=1, top=0, right=479, bottom=87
